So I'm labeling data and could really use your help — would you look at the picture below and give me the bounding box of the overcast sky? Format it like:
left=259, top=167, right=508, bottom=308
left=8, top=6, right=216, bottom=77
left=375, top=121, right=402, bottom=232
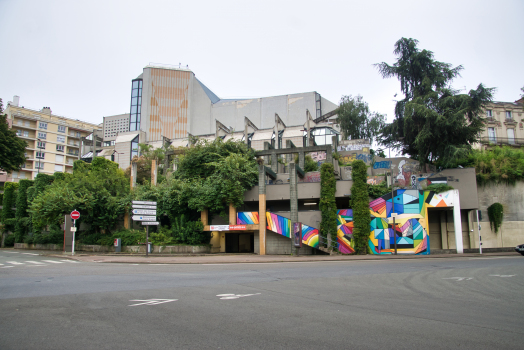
left=1, top=0, right=522, bottom=127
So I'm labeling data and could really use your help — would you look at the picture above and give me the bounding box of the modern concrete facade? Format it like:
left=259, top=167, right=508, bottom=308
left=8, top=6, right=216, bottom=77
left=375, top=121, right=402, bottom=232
left=128, top=64, right=338, bottom=142
left=103, top=113, right=129, bottom=142
left=3, top=96, right=101, bottom=182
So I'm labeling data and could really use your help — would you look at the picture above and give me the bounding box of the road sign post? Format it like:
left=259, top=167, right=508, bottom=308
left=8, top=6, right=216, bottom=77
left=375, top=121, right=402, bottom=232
left=70, top=210, right=80, bottom=256
left=131, top=201, right=157, bottom=257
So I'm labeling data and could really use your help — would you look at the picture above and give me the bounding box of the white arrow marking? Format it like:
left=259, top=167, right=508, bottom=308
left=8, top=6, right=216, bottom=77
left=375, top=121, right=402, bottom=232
left=216, top=293, right=261, bottom=300
left=128, top=299, right=178, bottom=306
left=442, top=277, right=473, bottom=281
left=489, top=274, right=516, bottom=277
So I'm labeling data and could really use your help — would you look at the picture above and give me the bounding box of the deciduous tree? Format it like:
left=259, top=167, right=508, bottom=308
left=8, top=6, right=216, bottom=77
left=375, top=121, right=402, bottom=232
left=336, top=95, right=386, bottom=143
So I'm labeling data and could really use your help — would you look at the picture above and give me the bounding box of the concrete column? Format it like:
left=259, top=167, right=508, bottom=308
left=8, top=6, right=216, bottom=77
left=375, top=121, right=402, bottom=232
left=131, top=162, right=137, bottom=189
left=452, top=190, right=464, bottom=254
left=298, top=152, right=305, bottom=170
left=201, top=209, right=208, bottom=226
left=440, top=211, right=448, bottom=249
left=258, top=164, right=267, bottom=255
left=326, top=146, right=332, bottom=165
left=229, top=203, right=237, bottom=225
left=289, top=162, right=298, bottom=255
left=151, top=160, right=157, bottom=186
left=271, top=151, right=277, bottom=174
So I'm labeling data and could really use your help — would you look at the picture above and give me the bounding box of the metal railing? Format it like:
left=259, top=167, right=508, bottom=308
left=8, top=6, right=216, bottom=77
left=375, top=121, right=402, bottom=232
left=480, top=137, right=524, bottom=146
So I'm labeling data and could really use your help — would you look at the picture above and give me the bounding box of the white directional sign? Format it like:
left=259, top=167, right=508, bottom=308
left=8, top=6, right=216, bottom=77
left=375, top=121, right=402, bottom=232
left=132, top=201, right=157, bottom=205
left=132, top=215, right=157, bottom=221
left=132, top=205, right=157, bottom=209
left=141, top=221, right=160, bottom=226
left=132, top=209, right=157, bottom=215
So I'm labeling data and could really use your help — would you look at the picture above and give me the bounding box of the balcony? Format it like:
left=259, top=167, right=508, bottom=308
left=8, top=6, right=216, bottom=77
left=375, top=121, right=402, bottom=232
left=67, top=152, right=79, bottom=157
left=68, top=141, right=80, bottom=148
left=69, top=132, right=82, bottom=138
left=480, top=137, right=524, bottom=146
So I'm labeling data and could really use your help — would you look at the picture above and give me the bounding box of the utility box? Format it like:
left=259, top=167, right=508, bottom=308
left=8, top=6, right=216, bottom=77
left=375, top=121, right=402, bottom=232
left=114, top=238, right=121, bottom=253
left=147, top=242, right=152, bottom=254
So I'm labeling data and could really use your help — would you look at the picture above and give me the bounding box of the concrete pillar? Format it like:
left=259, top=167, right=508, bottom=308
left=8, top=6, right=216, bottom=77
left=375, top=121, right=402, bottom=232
left=298, top=152, right=305, bottom=170
left=151, top=160, right=157, bottom=186
left=131, top=162, right=137, bottom=189
left=440, top=211, right=448, bottom=249
left=326, top=146, right=332, bottom=165
left=289, top=163, right=298, bottom=255
left=271, top=151, right=277, bottom=174
left=229, top=203, right=237, bottom=225
left=258, top=164, right=267, bottom=255
left=201, top=209, right=208, bottom=226
left=452, top=190, right=464, bottom=254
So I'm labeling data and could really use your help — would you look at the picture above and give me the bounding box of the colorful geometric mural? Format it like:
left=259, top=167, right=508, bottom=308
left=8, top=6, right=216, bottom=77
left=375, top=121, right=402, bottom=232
left=237, top=190, right=454, bottom=255
left=237, top=212, right=319, bottom=249
left=367, top=189, right=453, bottom=255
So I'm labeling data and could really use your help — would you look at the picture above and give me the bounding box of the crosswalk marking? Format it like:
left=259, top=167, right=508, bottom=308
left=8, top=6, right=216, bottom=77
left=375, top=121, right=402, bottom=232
left=60, top=260, right=79, bottom=263
left=5, top=251, right=19, bottom=254
left=0, top=263, right=3, bottom=265
left=22, top=253, right=39, bottom=256
left=6, top=261, right=24, bottom=265
left=42, top=260, right=63, bottom=264
left=26, top=261, right=45, bottom=265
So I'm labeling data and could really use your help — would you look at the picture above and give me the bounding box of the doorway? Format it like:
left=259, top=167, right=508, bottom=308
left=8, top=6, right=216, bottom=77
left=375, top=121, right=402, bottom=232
left=225, top=232, right=254, bottom=253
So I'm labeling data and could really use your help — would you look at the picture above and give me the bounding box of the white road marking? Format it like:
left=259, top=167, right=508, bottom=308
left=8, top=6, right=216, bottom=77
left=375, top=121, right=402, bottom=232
left=4, top=251, right=19, bottom=254
left=128, top=299, right=178, bottom=306
left=6, top=261, right=24, bottom=265
left=22, top=253, right=39, bottom=256
left=25, top=261, right=45, bottom=265
left=42, top=260, right=63, bottom=264
left=442, top=277, right=473, bottom=281
left=0, top=263, right=3, bottom=265
left=1, top=266, right=14, bottom=268
left=60, top=260, right=79, bottom=263
left=489, top=274, right=516, bottom=277
left=469, top=257, right=516, bottom=260
left=216, top=293, right=261, bottom=300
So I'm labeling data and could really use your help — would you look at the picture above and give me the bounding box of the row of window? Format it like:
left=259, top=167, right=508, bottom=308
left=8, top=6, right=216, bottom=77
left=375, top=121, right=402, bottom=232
left=130, top=79, right=143, bottom=132
left=28, top=152, right=78, bottom=161
left=36, top=142, right=66, bottom=152
left=486, top=110, right=516, bottom=120
left=487, top=127, right=517, bottom=144
left=38, top=121, right=67, bottom=133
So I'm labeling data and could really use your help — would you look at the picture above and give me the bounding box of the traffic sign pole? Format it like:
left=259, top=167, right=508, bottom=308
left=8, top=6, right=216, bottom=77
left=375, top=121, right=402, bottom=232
left=146, top=226, right=149, bottom=257
left=70, top=209, right=80, bottom=256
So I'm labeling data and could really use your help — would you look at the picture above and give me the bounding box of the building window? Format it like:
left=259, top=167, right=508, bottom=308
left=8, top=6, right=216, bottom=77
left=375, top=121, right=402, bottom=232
left=23, top=130, right=29, bottom=137
left=36, top=151, right=45, bottom=159
left=38, top=132, right=47, bottom=139
left=35, top=162, right=44, bottom=169
left=54, top=164, right=64, bottom=172
left=488, top=127, right=497, bottom=143
left=56, top=145, right=65, bottom=152
left=507, top=128, right=515, bottom=145
left=506, top=111, right=512, bottom=120
left=58, top=125, right=66, bottom=133
left=129, top=79, right=142, bottom=132
left=21, top=163, right=26, bottom=168
left=37, top=141, right=46, bottom=149
left=57, top=135, right=65, bottom=143
left=311, top=127, right=340, bottom=146
left=39, top=122, right=48, bottom=129
left=486, top=110, right=492, bottom=118
left=55, top=154, right=64, bottom=163
left=12, top=171, right=18, bottom=178
left=131, top=135, right=139, bottom=160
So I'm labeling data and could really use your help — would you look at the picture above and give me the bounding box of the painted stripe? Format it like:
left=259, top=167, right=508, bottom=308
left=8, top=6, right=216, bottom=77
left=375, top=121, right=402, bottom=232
left=6, top=261, right=24, bottom=265
left=42, top=260, right=63, bottom=264
left=60, top=260, right=79, bottom=263
left=25, top=261, right=45, bottom=265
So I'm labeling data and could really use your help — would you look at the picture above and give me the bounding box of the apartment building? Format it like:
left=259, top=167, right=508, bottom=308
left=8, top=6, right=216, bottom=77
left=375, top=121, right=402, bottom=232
left=478, top=98, right=524, bottom=149
left=4, top=96, right=101, bottom=181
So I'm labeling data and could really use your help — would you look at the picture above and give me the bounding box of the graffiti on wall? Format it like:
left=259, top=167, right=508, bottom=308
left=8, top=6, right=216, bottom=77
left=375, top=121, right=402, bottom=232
left=303, top=171, right=321, bottom=183
left=309, top=152, right=326, bottom=163
left=373, top=161, right=391, bottom=169
left=340, top=153, right=372, bottom=164
left=337, top=144, right=371, bottom=151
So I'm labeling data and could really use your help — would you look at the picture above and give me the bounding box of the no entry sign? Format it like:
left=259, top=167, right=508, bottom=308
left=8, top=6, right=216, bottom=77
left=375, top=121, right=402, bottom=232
left=70, top=210, right=80, bottom=220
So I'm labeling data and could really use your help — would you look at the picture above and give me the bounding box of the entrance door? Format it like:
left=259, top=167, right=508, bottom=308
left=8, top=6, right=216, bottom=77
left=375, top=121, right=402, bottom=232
left=225, top=233, right=254, bottom=253
left=427, top=210, right=442, bottom=250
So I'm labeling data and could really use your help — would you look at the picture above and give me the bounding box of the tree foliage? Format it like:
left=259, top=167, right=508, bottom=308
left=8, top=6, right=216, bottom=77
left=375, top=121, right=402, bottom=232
left=14, top=179, right=33, bottom=243
left=30, top=158, right=130, bottom=234
left=1, top=182, right=19, bottom=233
left=319, top=163, right=337, bottom=250
left=487, top=202, right=504, bottom=234
left=0, top=99, right=27, bottom=172
left=350, top=160, right=370, bottom=254
left=375, top=38, right=494, bottom=167
left=336, top=95, right=386, bottom=142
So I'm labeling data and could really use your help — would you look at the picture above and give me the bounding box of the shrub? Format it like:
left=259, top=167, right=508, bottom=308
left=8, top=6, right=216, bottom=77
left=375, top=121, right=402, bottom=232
left=351, top=160, right=370, bottom=254
left=319, top=163, right=337, bottom=249
left=425, top=184, right=454, bottom=194
left=4, top=234, right=15, bottom=247
left=487, top=202, right=504, bottom=234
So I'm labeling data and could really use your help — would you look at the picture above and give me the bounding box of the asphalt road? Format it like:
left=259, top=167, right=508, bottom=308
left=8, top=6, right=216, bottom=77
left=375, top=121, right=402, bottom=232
left=1, top=250, right=523, bottom=349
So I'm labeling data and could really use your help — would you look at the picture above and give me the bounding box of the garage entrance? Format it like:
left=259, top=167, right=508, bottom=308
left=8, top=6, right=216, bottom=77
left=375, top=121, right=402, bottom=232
left=225, top=232, right=255, bottom=253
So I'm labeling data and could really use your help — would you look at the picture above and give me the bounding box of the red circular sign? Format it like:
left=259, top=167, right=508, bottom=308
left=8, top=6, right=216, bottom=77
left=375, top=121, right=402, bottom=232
left=70, top=210, right=80, bottom=220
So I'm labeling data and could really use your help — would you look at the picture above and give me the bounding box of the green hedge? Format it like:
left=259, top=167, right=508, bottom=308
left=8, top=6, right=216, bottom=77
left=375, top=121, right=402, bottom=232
left=319, top=163, right=337, bottom=249
left=1, top=182, right=19, bottom=233
left=350, top=160, right=370, bottom=254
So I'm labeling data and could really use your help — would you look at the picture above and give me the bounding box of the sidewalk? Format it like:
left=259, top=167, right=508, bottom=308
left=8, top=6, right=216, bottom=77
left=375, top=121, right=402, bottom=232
left=54, top=251, right=520, bottom=264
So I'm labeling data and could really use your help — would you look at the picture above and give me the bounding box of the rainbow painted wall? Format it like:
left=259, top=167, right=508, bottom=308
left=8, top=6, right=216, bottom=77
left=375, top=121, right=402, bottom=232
left=237, top=190, right=454, bottom=255
left=237, top=212, right=319, bottom=249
